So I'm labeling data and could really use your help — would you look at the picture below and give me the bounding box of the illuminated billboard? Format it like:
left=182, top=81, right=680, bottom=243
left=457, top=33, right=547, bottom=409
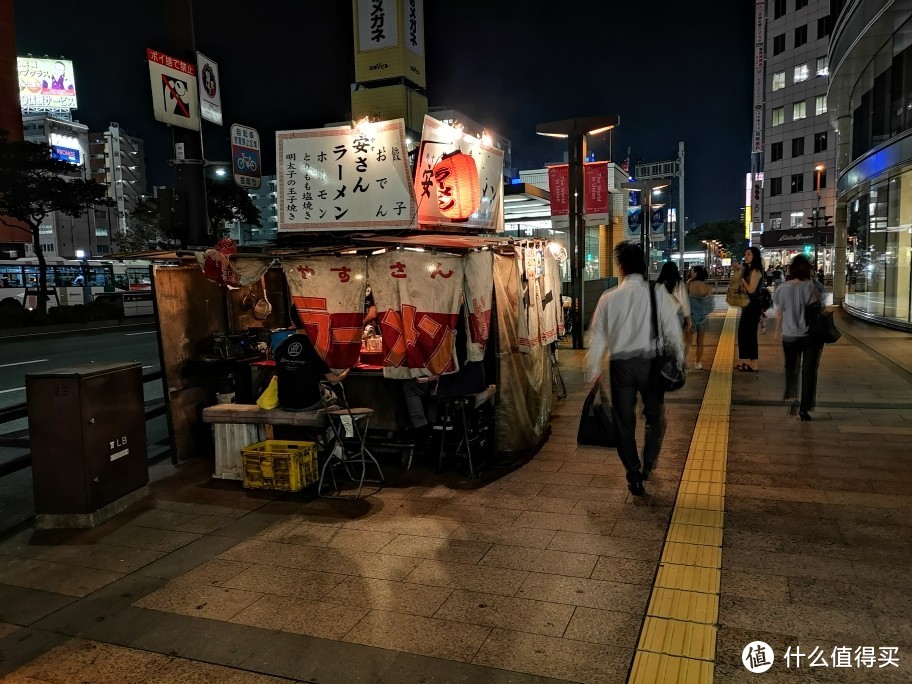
left=17, top=58, right=77, bottom=111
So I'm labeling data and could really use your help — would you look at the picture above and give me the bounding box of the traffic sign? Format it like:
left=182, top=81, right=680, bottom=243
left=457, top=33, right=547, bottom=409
left=230, top=123, right=261, bottom=190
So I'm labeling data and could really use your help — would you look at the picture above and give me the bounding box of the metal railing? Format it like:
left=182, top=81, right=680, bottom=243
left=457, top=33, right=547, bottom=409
left=0, top=370, right=166, bottom=478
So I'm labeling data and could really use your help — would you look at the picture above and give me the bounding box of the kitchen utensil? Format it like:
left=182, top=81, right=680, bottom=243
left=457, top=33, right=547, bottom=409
left=253, top=276, right=272, bottom=320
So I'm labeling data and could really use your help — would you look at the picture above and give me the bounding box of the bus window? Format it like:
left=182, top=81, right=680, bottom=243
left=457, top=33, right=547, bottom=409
left=0, top=265, right=22, bottom=287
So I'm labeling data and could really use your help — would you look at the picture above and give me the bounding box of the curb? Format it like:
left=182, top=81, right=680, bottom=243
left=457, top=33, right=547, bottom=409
left=0, top=318, right=156, bottom=341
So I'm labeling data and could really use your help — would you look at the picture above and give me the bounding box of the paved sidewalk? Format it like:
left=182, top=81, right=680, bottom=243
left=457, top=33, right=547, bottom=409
left=0, top=306, right=908, bottom=683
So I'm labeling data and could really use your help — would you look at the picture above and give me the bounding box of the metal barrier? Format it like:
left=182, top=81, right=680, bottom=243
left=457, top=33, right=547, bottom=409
left=0, top=370, right=166, bottom=478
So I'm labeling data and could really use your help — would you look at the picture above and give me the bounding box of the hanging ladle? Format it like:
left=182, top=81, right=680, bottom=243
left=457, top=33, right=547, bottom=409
left=253, top=275, right=272, bottom=321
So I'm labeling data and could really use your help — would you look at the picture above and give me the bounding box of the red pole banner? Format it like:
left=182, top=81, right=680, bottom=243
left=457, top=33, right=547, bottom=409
left=547, top=165, right=570, bottom=227
left=583, top=161, right=609, bottom=221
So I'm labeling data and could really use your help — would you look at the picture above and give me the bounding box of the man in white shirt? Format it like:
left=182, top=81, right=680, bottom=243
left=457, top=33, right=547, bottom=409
left=586, top=242, right=685, bottom=495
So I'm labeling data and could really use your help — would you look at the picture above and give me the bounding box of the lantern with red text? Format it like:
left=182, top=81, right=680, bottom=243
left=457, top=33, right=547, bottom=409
left=432, top=151, right=480, bottom=220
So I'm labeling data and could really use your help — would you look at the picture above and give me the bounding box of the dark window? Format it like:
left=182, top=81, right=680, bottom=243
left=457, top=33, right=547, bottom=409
left=817, top=15, right=831, bottom=39
left=796, top=0, right=808, bottom=9
left=773, top=34, right=786, bottom=55
left=792, top=137, right=805, bottom=157
left=770, top=177, right=783, bottom=196
left=770, top=141, right=783, bottom=162
left=795, top=25, right=808, bottom=48
left=774, top=0, right=786, bottom=19
left=817, top=171, right=827, bottom=189
left=814, top=131, right=828, bottom=152
left=791, top=174, right=804, bottom=193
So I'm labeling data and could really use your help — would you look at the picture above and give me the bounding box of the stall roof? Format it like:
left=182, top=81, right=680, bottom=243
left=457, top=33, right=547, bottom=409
left=355, top=234, right=512, bottom=250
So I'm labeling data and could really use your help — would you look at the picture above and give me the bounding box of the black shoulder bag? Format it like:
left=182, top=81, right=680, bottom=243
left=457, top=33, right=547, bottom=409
left=649, top=282, right=686, bottom=392
left=577, top=380, right=616, bottom=448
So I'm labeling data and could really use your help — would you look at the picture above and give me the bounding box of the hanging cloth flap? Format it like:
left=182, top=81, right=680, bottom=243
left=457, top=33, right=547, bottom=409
left=515, top=246, right=542, bottom=353
left=463, top=250, right=494, bottom=363
left=368, top=251, right=465, bottom=379
left=195, top=238, right=241, bottom=288
left=230, top=256, right=273, bottom=287
left=540, top=249, right=559, bottom=345
left=283, top=256, right=366, bottom=371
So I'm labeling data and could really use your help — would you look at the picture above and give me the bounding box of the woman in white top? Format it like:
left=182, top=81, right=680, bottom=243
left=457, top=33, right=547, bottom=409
left=657, top=262, right=692, bottom=367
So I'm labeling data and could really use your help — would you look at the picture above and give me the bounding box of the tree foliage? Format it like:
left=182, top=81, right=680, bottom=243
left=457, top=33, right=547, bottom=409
left=113, top=198, right=172, bottom=253
left=0, top=131, right=114, bottom=313
left=683, top=220, right=747, bottom=255
left=206, top=178, right=261, bottom=234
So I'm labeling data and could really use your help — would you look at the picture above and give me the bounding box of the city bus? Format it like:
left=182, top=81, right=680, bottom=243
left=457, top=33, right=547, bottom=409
left=0, top=257, right=153, bottom=312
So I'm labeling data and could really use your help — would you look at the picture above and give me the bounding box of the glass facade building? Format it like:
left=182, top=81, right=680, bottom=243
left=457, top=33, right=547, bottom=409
left=829, top=0, right=912, bottom=328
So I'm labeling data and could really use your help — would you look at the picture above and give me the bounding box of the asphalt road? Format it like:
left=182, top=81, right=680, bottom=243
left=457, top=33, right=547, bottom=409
left=0, top=325, right=161, bottom=410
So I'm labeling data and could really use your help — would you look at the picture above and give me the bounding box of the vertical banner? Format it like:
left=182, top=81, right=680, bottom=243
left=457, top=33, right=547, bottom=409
left=753, top=0, right=766, bottom=153
left=283, top=257, right=367, bottom=370
left=463, top=250, right=494, bottom=363
left=650, top=207, right=666, bottom=242
left=357, top=0, right=398, bottom=51
left=547, top=165, right=570, bottom=229
left=367, top=252, right=465, bottom=378
left=197, top=52, right=223, bottom=126
left=627, top=207, right=643, bottom=239
left=402, top=0, right=424, bottom=56
left=583, top=161, right=609, bottom=224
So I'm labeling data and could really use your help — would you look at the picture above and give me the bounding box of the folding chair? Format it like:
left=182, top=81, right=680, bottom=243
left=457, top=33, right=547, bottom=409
left=317, top=381, right=384, bottom=499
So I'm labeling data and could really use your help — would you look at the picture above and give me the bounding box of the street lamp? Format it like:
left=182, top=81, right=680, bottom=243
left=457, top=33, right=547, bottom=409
left=536, top=115, right=620, bottom=350
left=620, top=179, right=671, bottom=271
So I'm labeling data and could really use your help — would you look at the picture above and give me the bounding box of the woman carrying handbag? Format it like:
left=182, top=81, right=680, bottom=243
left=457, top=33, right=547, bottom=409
left=735, top=247, right=764, bottom=372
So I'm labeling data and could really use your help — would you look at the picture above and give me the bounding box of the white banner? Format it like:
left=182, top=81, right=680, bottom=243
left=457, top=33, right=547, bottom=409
left=367, top=251, right=464, bottom=378
left=276, top=119, right=416, bottom=231
left=463, top=250, right=493, bottom=362
left=414, top=115, right=504, bottom=231
left=197, top=52, right=222, bottom=126
left=283, top=256, right=367, bottom=371
left=402, top=0, right=424, bottom=56
left=358, top=0, right=398, bottom=52
left=147, top=49, right=200, bottom=131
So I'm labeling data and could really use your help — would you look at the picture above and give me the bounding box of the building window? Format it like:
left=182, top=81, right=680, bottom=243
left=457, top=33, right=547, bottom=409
left=770, top=177, right=783, bottom=196
left=40, top=243, right=54, bottom=253
left=96, top=244, right=110, bottom=254
left=815, top=94, right=827, bottom=115
left=774, top=0, right=786, bottom=19
left=793, top=64, right=809, bottom=83
left=773, top=34, right=786, bottom=55
left=791, top=212, right=806, bottom=228
left=793, top=101, right=807, bottom=120
left=772, top=71, right=785, bottom=91
left=817, top=15, right=831, bottom=39
left=770, top=141, right=783, bottom=162
left=814, top=131, right=828, bottom=152
left=770, top=212, right=783, bottom=230
left=38, top=223, right=53, bottom=235
left=816, top=171, right=827, bottom=190
left=796, top=0, right=808, bottom=9
left=95, top=226, right=109, bottom=237
left=791, top=174, right=804, bottom=193
left=816, top=56, right=829, bottom=76
left=795, top=25, right=807, bottom=48
left=792, top=137, right=805, bottom=157
left=772, top=106, right=785, bottom=127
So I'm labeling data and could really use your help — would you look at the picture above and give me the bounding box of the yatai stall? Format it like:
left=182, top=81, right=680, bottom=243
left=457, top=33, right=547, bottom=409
left=153, top=116, right=565, bottom=470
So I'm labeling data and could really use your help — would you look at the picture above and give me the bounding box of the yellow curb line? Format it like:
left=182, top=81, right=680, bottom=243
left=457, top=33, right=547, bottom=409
left=628, top=307, right=739, bottom=684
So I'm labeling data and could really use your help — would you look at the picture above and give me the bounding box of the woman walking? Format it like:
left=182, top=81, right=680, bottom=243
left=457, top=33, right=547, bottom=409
left=735, top=246, right=764, bottom=372
left=687, top=266, right=714, bottom=370
left=773, top=255, right=822, bottom=421
left=657, top=262, right=692, bottom=366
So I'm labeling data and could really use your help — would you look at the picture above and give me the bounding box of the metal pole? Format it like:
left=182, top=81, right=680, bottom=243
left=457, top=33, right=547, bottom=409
left=678, top=142, right=685, bottom=270
left=567, top=131, right=586, bottom=349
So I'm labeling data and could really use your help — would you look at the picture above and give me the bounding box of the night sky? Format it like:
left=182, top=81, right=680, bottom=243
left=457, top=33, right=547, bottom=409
left=14, top=0, right=753, bottom=227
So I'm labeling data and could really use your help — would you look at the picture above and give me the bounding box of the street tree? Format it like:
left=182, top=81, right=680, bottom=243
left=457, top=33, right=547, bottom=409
left=684, top=220, right=746, bottom=255
left=0, top=132, right=115, bottom=314
left=113, top=198, right=171, bottom=253
left=206, top=178, right=261, bottom=236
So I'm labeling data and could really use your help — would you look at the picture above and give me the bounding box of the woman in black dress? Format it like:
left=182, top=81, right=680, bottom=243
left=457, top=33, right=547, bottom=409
left=735, top=246, right=764, bottom=372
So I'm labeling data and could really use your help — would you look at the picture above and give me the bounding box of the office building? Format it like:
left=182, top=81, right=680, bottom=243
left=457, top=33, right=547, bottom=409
left=88, top=123, right=147, bottom=237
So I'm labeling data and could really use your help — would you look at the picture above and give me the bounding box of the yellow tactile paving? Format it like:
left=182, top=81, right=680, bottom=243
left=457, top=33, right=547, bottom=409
left=629, top=308, right=739, bottom=683
left=629, top=651, right=714, bottom=684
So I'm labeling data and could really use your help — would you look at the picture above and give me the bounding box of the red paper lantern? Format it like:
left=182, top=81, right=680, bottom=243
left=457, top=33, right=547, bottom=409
left=432, top=151, right=480, bottom=220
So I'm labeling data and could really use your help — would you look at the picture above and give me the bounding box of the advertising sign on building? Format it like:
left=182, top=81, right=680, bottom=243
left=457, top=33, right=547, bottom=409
left=197, top=52, right=223, bottom=126
left=51, top=145, right=80, bottom=164
left=547, top=165, right=570, bottom=229
left=413, top=115, right=503, bottom=231
left=276, top=119, right=416, bottom=231
left=403, top=0, right=424, bottom=56
left=753, top=0, right=765, bottom=153
left=17, top=57, right=77, bottom=111
left=230, top=124, right=262, bottom=190
left=583, top=161, right=609, bottom=225
left=147, top=49, right=200, bottom=131
left=353, top=0, right=426, bottom=88
left=358, top=0, right=398, bottom=51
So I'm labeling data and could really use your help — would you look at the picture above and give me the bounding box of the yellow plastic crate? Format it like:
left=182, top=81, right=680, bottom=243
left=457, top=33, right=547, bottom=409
left=241, top=440, right=318, bottom=492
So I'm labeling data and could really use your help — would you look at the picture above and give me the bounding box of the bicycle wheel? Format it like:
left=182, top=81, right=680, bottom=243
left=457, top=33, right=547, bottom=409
left=551, top=351, right=566, bottom=399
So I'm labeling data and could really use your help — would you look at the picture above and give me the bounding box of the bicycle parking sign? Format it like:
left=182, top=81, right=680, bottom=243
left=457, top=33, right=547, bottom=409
left=230, top=123, right=261, bottom=190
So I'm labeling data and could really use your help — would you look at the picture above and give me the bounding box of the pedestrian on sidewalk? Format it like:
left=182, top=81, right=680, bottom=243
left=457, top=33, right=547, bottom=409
left=586, top=242, right=685, bottom=496
left=686, top=265, right=714, bottom=370
left=735, top=246, right=764, bottom=372
left=657, top=262, right=692, bottom=367
left=773, top=255, right=823, bottom=421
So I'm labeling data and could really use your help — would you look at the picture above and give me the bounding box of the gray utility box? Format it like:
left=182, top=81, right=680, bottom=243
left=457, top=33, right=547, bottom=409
left=26, top=362, right=149, bottom=527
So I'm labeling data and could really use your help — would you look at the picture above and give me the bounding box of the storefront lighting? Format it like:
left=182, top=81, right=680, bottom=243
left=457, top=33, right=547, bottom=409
left=432, top=151, right=480, bottom=220
left=481, top=132, right=493, bottom=148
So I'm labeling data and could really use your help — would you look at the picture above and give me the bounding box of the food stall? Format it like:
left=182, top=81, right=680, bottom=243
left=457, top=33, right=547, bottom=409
left=152, top=117, right=564, bottom=474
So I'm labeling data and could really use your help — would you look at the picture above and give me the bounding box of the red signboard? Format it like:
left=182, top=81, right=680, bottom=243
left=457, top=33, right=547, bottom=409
left=583, top=161, right=609, bottom=219
left=547, top=165, right=569, bottom=227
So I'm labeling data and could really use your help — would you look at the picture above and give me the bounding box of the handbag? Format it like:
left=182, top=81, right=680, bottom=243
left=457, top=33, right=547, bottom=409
left=649, top=283, right=686, bottom=392
left=808, top=306, right=841, bottom=344
left=255, top=376, right=279, bottom=410
left=577, top=382, right=616, bottom=447
left=726, top=272, right=749, bottom=308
